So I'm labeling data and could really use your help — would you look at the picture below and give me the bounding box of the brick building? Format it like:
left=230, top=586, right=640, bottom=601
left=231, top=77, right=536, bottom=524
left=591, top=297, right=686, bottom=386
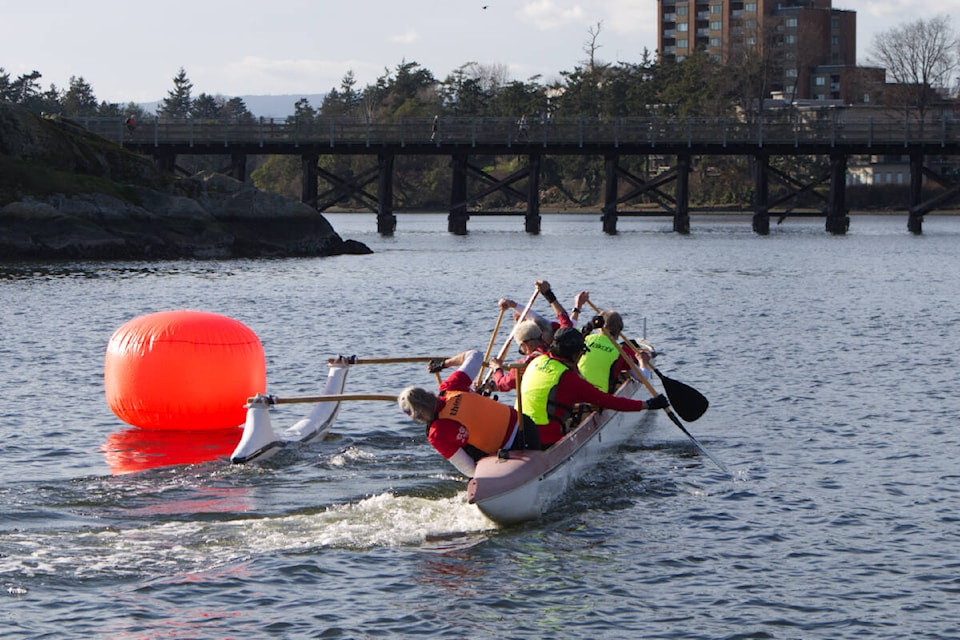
left=657, top=0, right=883, bottom=103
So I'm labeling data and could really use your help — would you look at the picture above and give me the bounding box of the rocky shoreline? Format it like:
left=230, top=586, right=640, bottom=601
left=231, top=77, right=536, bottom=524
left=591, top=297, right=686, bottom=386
left=0, top=103, right=371, bottom=261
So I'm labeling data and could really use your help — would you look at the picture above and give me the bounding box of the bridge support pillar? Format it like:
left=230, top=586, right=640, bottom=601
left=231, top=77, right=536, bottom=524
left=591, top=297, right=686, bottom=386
left=602, top=153, right=619, bottom=234
left=525, top=154, right=541, bottom=234
left=825, top=154, right=849, bottom=235
left=449, top=153, right=469, bottom=235
left=674, top=154, right=691, bottom=234
left=377, top=153, right=396, bottom=235
left=301, top=154, right=319, bottom=209
left=230, top=153, right=247, bottom=182
left=908, top=153, right=924, bottom=234
left=155, top=151, right=176, bottom=174
left=752, top=154, right=770, bottom=235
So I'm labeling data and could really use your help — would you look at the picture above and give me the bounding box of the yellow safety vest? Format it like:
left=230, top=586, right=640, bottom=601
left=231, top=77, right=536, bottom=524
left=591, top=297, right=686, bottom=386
left=518, top=354, right=569, bottom=425
left=578, top=332, right=620, bottom=392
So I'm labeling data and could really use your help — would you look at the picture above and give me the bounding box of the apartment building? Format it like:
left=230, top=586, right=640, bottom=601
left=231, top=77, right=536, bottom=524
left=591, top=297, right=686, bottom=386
left=657, top=0, right=881, bottom=103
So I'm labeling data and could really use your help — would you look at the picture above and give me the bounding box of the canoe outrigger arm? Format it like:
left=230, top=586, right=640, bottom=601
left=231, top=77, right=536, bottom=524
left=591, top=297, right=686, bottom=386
left=230, top=360, right=352, bottom=464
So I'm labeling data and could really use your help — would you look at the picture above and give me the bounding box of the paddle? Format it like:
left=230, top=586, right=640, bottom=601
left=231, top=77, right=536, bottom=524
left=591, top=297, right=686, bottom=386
left=585, top=300, right=708, bottom=422
left=249, top=393, right=398, bottom=405
left=477, top=306, right=506, bottom=385
left=326, top=356, right=447, bottom=365
left=599, top=329, right=731, bottom=476
left=478, top=286, right=540, bottom=388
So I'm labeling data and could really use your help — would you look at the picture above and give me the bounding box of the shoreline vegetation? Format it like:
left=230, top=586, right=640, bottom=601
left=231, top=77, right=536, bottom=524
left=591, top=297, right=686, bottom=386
left=0, top=103, right=371, bottom=261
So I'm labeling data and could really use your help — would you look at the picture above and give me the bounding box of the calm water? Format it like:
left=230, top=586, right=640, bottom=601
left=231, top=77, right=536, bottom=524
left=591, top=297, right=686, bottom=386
left=1, top=213, right=959, bottom=639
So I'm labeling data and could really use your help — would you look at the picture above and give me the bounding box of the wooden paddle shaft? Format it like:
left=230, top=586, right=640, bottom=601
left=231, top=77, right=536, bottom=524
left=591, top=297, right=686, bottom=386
left=262, top=393, right=398, bottom=405
left=326, top=356, right=446, bottom=365
left=481, top=286, right=541, bottom=386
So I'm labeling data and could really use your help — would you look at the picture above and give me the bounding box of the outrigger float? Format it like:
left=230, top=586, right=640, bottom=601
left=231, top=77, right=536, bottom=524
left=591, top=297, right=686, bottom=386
left=229, top=356, right=431, bottom=464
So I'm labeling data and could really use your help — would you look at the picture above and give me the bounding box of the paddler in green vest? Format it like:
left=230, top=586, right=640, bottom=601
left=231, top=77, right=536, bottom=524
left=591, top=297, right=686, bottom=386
left=578, top=309, right=650, bottom=392
left=519, top=327, right=667, bottom=448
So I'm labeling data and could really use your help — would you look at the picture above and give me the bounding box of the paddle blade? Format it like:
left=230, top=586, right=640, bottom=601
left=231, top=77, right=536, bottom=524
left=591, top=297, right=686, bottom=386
left=653, top=368, right=709, bottom=422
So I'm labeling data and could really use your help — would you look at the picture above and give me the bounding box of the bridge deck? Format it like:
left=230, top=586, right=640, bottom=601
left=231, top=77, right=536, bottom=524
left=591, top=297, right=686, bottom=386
left=82, top=114, right=960, bottom=156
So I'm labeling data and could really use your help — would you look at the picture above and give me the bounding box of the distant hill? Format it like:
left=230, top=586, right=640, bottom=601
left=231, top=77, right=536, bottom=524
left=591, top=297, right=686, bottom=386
left=138, top=94, right=327, bottom=120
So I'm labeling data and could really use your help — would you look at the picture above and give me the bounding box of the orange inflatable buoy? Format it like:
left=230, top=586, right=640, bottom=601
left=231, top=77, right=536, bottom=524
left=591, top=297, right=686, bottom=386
left=104, top=310, right=266, bottom=430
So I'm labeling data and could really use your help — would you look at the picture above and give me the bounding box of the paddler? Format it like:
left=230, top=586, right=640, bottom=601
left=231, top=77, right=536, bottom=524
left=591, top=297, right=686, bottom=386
left=577, top=308, right=648, bottom=393
left=486, top=279, right=580, bottom=392
left=519, top=327, right=668, bottom=448
left=397, top=350, right=540, bottom=477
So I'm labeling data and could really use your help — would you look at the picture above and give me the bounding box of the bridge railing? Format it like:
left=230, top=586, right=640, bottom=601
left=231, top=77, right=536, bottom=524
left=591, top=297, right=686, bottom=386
left=79, top=113, right=959, bottom=149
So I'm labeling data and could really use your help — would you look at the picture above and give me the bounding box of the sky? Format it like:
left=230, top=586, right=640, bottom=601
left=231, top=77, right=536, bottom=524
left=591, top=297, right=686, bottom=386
left=3, top=0, right=958, bottom=109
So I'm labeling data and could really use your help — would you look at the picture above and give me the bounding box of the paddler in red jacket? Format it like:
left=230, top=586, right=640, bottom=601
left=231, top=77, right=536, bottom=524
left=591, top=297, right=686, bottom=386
left=398, top=349, right=540, bottom=476
left=487, top=280, right=578, bottom=392
left=519, top=327, right=669, bottom=448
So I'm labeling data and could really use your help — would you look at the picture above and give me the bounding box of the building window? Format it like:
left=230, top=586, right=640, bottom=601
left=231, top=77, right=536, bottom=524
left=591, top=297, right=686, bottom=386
left=677, top=5, right=688, bottom=15
left=677, top=39, right=688, bottom=48
left=745, top=2, right=757, bottom=11
left=677, top=22, right=688, bottom=32
left=710, top=37, right=722, bottom=47
left=710, top=4, right=722, bottom=14
left=786, top=17, right=798, bottom=28
left=710, top=20, right=723, bottom=30
left=785, top=68, right=797, bottom=78
left=832, top=35, right=839, bottom=45
left=815, top=76, right=826, bottom=86
left=785, top=34, right=796, bottom=44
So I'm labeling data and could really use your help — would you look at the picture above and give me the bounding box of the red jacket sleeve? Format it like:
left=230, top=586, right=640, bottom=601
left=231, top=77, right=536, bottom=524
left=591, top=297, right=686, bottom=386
left=439, top=370, right=473, bottom=393
left=557, top=370, right=648, bottom=412
left=493, top=367, right=516, bottom=392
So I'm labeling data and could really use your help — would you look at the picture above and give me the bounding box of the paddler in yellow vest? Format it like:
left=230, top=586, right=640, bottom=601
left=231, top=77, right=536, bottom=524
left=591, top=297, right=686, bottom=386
left=519, top=328, right=668, bottom=448
left=578, top=309, right=649, bottom=392
left=398, top=350, right=540, bottom=477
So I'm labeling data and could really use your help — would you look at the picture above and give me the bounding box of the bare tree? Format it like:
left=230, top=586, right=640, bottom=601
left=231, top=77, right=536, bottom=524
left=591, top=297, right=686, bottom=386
left=869, top=15, right=959, bottom=124
left=584, top=21, right=603, bottom=71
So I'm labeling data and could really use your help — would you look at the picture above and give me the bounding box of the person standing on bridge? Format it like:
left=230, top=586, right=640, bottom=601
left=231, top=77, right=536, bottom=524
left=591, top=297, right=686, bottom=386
left=517, top=114, right=528, bottom=141
left=398, top=349, right=540, bottom=477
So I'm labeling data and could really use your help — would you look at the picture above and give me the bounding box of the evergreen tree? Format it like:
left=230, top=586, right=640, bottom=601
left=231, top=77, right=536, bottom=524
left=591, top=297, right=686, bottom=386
left=61, top=76, right=99, bottom=117
left=190, top=92, right=222, bottom=119
left=222, top=97, right=253, bottom=122
left=159, top=67, right=193, bottom=118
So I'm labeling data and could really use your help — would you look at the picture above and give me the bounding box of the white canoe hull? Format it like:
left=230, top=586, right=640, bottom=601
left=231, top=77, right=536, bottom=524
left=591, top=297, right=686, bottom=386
left=467, top=377, right=652, bottom=525
left=230, top=363, right=349, bottom=463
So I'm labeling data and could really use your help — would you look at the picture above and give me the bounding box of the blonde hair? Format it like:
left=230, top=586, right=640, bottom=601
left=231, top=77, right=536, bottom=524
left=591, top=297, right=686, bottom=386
left=397, top=386, right=437, bottom=422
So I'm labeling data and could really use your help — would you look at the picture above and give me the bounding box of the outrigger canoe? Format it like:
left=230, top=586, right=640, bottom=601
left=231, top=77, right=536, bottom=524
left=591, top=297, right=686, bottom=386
left=467, top=371, right=655, bottom=525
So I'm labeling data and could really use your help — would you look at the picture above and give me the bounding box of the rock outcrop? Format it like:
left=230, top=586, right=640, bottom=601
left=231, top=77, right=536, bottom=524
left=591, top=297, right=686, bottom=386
left=0, top=103, right=371, bottom=260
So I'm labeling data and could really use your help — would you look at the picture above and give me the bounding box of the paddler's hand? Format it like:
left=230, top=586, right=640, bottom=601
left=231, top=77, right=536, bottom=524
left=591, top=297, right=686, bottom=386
left=645, top=394, right=669, bottom=410
left=428, top=358, right=445, bottom=374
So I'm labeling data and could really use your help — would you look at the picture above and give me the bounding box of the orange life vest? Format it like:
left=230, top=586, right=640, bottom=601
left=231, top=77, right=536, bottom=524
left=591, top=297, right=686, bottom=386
left=437, top=390, right=516, bottom=454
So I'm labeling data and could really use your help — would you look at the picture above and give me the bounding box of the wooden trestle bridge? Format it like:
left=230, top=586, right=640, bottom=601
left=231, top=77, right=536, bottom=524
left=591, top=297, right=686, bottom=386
left=82, top=113, right=960, bottom=235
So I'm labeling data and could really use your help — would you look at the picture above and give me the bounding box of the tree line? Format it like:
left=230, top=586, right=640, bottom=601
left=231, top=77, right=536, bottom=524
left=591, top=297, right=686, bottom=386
left=3, top=16, right=957, bottom=210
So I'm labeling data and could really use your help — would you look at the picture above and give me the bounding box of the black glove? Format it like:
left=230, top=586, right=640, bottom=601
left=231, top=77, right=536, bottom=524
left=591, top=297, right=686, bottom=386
left=645, top=394, right=669, bottom=410
left=428, top=359, right=445, bottom=374
left=590, top=314, right=605, bottom=329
